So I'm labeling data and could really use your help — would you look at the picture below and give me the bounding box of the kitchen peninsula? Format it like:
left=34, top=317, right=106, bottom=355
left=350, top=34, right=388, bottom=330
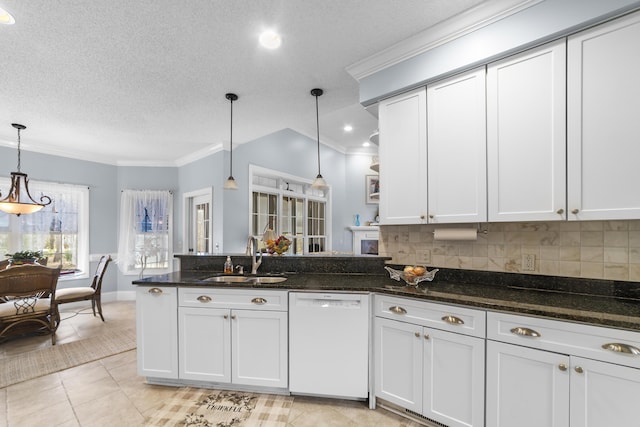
left=133, top=255, right=640, bottom=427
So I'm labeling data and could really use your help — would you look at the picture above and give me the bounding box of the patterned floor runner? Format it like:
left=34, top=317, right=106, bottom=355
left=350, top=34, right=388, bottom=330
left=146, top=387, right=293, bottom=426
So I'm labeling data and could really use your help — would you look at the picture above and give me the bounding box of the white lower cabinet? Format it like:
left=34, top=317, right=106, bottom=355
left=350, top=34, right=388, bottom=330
left=487, top=311, right=640, bottom=427
left=178, top=288, right=288, bottom=388
left=374, top=295, right=486, bottom=427
left=136, top=286, right=179, bottom=379
left=486, top=340, right=569, bottom=427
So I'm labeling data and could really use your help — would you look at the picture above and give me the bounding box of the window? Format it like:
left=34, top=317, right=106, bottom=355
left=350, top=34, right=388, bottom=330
left=183, top=188, right=213, bottom=254
left=117, top=190, right=173, bottom=274
left=250, top=166, right=329, bottom=254
left=0, top=179, right=89, bottom=277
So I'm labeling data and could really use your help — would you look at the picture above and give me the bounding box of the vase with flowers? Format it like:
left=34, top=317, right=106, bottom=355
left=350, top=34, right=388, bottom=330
left=265, top=235, right=291, bottom=255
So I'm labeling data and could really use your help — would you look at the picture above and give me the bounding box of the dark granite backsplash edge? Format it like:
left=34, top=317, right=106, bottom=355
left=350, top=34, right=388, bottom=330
left=412, top=265, right=640, bottom=301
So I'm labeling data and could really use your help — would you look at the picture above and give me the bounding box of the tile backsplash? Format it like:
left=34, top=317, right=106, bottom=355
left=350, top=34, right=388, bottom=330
left=379, top=220, right=640, bottom=282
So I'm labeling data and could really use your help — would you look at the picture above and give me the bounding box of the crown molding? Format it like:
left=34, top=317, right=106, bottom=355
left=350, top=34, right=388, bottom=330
left=346, top=0, right=543, bottom=81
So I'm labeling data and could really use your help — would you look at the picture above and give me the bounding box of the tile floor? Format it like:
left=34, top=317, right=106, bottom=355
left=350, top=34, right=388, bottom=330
left=0, top=301, right=423, bottom=426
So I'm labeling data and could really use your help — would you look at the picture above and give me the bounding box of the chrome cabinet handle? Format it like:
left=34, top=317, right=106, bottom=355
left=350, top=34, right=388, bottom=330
left=442, top=315, right=464, bottom=325
left=389, top=306, right=407, bottom=315
left=148, top=288, right=163, bottom=294
left=424, top=334, right=430, bottom=340
left=556, top=208, right=564, bottom=215
left=571, top=208, right=579, bottom=214
left=602, top=343, right=640, bottom=356
left=223, top=314, right=229, bottom=319
left=231, top=314, right=237, bottom=320
left=251, top=297, right=267, bottom=305
left=414, top=332, right=420, bottom=338
left=197, top=295, right=212, bottom=303
left=510, top=326, right=541, bottom=337
left=558, top=363, right=567, bottom=371
left=575, top=366, right=584, bottom=374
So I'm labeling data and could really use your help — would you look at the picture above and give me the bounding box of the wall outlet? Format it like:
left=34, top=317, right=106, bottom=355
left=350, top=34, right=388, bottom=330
left=416, top=249, right=432, bottom=265
left=522, top=254, right=536, bottom=271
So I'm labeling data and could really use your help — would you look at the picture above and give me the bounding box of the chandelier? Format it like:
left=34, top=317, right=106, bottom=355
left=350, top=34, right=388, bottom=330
left=0, top=124, right=52, bottom=215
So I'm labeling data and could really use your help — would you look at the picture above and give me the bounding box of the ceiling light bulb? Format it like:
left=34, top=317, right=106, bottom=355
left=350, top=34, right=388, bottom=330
left=362, top=141, right=370, bottom=147
left=344, top=125, right=353, bottom=132
left=259, top=30, right=282, bottom=49
left=0, top=7, right=15, bottom=25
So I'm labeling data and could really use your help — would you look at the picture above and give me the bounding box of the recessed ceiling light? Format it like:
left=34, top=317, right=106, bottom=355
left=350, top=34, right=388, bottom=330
left=0, top=6, right=16, bottom=25
left=259, top=30, right=282, bottom=49
left=343, top=125, right=353, bottom=132
left=362, top=141, right=370, bottom=147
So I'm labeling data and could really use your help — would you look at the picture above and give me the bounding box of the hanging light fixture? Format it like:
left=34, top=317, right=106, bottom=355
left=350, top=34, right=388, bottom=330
left=223, top=93, right=239, bottom=190
left=310, top=88, right=328, bottom=190
left=0, top=124, right=52, bottom=216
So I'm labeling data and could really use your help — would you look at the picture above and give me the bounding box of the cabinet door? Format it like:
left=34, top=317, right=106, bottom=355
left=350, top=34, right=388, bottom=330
left=486, top=340, right=569, bottom=427
left=231, top=309, right=288, bottom=388
left=487, top=40, right=566, bottom=222
left=374, top=317, right=423, bottom=413
left=427, top=67, right=487, bottom=223
left=178, top=307, right=230, bottom=382
left=567, top=11, right=640, bottom=220
left=570, top=356, right=640, bottom=427
left=378, top=87, right=428, bottom=224
left=136, top=286, right=178, bottom=379
left=423, top=328, right=485, bottom=427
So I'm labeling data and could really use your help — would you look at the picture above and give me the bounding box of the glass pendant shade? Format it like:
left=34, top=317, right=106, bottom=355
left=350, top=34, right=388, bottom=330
left=224, top=93, right=239, bottom=190
left=223, top=176, right=238, bottom=190
left=311, top=174, right=328, bottom=190
left=0, top=124, right=52, bottom=216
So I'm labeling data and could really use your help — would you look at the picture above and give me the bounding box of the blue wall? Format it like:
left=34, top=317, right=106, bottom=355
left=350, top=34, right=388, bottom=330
left=0, top=128, right=376, bottom=293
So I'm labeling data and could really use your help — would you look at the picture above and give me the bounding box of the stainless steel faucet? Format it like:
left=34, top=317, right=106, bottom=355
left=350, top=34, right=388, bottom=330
left=246, top=236, right=263, bottom=274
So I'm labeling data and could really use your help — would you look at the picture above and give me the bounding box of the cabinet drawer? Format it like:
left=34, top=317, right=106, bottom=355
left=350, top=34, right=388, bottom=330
left=488, top=311, right=640, bottom=369
left=374, top=294, right=486, bottom=338
left=179, top=288, right=288, bottom=311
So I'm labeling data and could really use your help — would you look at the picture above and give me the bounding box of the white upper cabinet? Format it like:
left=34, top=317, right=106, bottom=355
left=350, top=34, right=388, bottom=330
left=378, top=87, right=428, bottom=225
left=567, top=11, right=640, bottom=220
left=487, top=40, right=567, bottom=222
left=427, top=67, right=487, bottom=223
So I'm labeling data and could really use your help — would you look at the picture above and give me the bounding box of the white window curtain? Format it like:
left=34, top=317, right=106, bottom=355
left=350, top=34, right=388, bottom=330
left=117, top=190, right=173, bottom=275
left=0, top=180, right=89, bottom=277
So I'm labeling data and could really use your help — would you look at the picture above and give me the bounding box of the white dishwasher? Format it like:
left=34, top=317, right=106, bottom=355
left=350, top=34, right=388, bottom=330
left=289, top=292, right=370, bottom=399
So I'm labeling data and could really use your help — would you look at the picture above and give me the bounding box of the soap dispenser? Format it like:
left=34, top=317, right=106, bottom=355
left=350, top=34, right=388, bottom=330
left=224, top=256, right=233, bottom=274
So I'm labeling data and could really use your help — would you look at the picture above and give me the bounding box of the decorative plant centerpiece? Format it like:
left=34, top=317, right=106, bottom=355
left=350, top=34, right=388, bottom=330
left=5, top=250, right=43, bottom=266
left=266, top=235, right=291, bottom=255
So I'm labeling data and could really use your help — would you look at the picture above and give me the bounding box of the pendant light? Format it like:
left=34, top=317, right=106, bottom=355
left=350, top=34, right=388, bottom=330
left=0, top=124, right=52, bottom=216
left=223, top=93, right=239, bottom=190
left=310, top=88, right=328, bottom=190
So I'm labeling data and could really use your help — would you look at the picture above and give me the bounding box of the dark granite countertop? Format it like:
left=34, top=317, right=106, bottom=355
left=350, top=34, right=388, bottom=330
left=133, top=268, right=640, bottom=332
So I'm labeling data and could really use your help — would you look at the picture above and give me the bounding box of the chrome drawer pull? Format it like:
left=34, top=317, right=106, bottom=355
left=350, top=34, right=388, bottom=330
left=602, top=343, right=640, bottom=356
left=510, top=326, right=541, bottom=338
left=442, top=315, right=464, bottom=325
left=148, top=288, right=163, bottom=294
left=389, top=306, right=407, bottom=315
left=223, top=314, right=229, bottom=319
left=558, top=363, right=568, bottom=371
left=197, top=295, right=212, bottom=303
left=251, top=297, right=267, bottom=305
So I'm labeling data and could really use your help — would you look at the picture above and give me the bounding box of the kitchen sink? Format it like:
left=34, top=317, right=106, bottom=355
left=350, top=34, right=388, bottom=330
left=203, top=275, right=287, bottom=284
left=251, top=276, right=287, bottom=284
left=204, top=276, right=250, bottom=283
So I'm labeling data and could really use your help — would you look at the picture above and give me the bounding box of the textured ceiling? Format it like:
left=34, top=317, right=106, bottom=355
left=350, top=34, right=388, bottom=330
left=0, top=0, right=487, bottom=166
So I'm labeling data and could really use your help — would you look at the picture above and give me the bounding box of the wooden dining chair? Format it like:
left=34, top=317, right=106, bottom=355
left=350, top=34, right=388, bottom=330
left=55, top=255, right=112, bottom=321
left=0, top=264, right=62, bottom=344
